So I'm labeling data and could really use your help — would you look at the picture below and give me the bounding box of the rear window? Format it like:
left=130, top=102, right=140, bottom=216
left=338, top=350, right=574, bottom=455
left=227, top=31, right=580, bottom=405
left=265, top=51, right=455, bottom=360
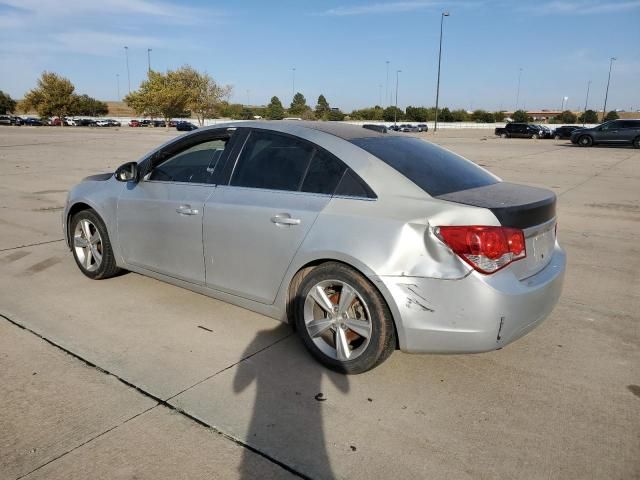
left=350, top=136, right=497, bottom=196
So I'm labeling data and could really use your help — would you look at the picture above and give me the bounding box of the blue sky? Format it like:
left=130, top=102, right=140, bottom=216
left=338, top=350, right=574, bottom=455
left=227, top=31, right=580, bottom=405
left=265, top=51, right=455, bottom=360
left=1, top=0, right=638, bottom=112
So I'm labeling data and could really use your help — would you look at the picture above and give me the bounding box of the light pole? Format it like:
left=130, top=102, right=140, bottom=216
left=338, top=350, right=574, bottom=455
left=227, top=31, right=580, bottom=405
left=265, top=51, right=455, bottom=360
left=394, top=69, right=401, bottom=127
left=602, top=57, right=616, bottom=122
left=124, top=46, right=131, bottom=94
left=385, top=60, right=390, bottom=107
left=116, top=74, right=120, bottom=100
left=583, top=80, right=591, bottom=126
left=434, top=11, right=449, bottom=133
left=291, top=67, right=296, bottom=100
left=147, top=48, right=152, bottom=73
left=515, top=67, right=522, bottom=111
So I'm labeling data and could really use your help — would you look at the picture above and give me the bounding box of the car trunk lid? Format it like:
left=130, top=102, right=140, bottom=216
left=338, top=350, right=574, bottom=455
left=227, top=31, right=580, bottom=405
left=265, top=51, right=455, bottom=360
left=436, top=182, right=557, bottom=279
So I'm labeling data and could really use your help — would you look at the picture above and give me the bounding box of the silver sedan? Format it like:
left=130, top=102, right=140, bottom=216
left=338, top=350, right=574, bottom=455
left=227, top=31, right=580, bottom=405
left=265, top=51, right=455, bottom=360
left=63, top=121, right=566, bottom=373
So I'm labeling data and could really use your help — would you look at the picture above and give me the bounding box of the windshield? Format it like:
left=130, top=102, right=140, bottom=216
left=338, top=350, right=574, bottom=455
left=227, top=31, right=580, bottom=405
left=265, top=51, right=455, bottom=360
left=350, top=136, right=498, bottom=196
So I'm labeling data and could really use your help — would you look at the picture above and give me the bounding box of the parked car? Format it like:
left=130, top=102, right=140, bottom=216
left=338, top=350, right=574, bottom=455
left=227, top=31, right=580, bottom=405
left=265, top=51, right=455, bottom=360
left=388, top=124, right=400, bottom=131
left=129, top=120, right=141, bottom=127
left=64, top=121, right=565, bottom=373
left=176, top=121, right=198, bottom=131
left=399, top=124, right=419, bottom=132
left=362, top=124, right=387, bottom=133
left=553, top=126, right=582, bottom=139
left=22, top=117, right=44, bottom=126
left=0, top=115, right=20, bottom=125
left=74, top=118, right=96, bottom=127
left=535, top=125, right=553, bottom=139
left=495, top=123, right=543, bottom=139
left=570, top=119, right=640, bottom=148
left=417, top=124, right=429, bottom=132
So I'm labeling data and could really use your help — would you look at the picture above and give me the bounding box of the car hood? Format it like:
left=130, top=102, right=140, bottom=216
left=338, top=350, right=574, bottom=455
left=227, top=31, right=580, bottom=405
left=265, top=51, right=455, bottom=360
left=82, top=172, right=113, bottom=182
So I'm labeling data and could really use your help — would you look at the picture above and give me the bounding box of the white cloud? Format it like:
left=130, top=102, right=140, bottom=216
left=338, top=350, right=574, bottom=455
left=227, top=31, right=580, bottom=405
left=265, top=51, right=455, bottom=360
left=319, top=1, right=442, bottom=16
left=535, top=0, right=640, bottom=15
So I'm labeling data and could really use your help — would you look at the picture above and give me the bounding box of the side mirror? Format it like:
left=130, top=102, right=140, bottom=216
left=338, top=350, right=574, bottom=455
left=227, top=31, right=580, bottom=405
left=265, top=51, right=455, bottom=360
left=115, top=162, right=139, bottom=182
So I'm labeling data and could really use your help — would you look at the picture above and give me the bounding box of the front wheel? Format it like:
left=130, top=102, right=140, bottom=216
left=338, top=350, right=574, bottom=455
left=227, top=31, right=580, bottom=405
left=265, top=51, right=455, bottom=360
left=500, top=133, right=507, bottom=138
left=294, top=262, right=396, bottom=374
left=532, top=134, right=539, bottom=140
left=578, top=135, right=593, bottom=147
left=70, top=210, right=121, bottom=279
left=633, top=137, right=640, bottom=149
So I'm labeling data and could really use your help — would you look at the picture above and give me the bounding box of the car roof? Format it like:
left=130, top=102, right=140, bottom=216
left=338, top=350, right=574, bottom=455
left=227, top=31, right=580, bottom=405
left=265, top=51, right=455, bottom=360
left=204, top=120, right=389, bottom=141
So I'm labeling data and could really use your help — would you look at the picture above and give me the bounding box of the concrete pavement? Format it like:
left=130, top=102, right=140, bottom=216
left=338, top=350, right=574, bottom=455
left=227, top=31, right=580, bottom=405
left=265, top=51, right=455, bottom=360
left=1, top=126, right=638, bottom=479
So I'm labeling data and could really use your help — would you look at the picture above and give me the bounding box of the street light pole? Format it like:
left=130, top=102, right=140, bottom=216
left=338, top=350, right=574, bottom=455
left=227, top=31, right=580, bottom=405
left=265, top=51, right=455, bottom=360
left=385, top=60, right=390, bottom=107
left=116, top=74, right=120, bottom=100
left=147, top=48, right=152, bottom=73
left=515, top=67, right=522, bottom=111
left=602, top=57, right=616, bottom=122
left=292, top=67, right=296, bottom=100
left=583, top=80, right=591, bottom=127
left=394, top=69, right=401, bottom=127
left=124, top=46, right=131, bottom=94
left=434, top=11, right=449, bottom=133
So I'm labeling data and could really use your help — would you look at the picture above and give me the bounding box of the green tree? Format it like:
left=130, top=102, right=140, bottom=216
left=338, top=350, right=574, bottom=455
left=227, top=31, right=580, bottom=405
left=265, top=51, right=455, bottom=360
left=493, top=111, right=506, bottom=122
left=405, top=106, right=428, bottom=122
left=0, top=90, right=17, bottom=114
left=125, top=69, right=191, bottom=128
left=350, top=106, right=384, bottom=120
left=604, top=110, right=619, bottom=121
left=74, top=94, right=108, bottom=116
left=326, top=109, right=345, bottom=121
left=314, top=94, right=330, bottom=119
left=175, top=66, right=231, bottom=126
left=22, top=72, right=77, bottom=124
left=556, top=110, right=577, bottom=123
left=451, top=109, right=470, bottom=122
left=439, top=107, right=453, bottom=122
left=266, top=96, right=285, bottom=120
left=289, top=92, right=308, bottom=115
left=511, top=110, right=529, bottom=123
left=578, top=109, right=598, bottom=124
left=383, top=106, right=404, bottom=122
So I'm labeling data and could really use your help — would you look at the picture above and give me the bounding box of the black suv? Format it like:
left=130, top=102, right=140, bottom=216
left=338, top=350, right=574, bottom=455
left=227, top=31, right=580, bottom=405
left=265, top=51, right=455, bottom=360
left=571, top=119, right=640, bottom=148
left=495, top=123, right=544, bottom=139
left=553, top=125, right=581, bottom=139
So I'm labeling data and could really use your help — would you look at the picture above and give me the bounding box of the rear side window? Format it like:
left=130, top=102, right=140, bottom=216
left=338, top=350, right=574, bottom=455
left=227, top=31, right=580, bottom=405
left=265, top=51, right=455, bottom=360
left=350, top=136, right=497, bottom=196
left=231, top=130, right=314, bottom=191
left=300, top=149, right=347, bottom=194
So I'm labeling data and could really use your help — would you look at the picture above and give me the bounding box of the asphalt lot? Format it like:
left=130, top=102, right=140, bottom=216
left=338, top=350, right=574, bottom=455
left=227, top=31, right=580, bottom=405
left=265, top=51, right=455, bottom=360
left=1, top=125, right=638, bottom=480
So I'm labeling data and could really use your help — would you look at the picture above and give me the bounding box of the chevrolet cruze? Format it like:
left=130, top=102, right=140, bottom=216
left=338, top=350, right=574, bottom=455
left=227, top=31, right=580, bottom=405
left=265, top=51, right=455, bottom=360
left=64, top=121, right=566, bottom=373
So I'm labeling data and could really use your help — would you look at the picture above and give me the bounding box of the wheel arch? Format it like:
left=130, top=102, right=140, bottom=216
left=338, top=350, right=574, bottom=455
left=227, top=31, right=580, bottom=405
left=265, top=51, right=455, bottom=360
left=285, top=257, right=402, bottom=350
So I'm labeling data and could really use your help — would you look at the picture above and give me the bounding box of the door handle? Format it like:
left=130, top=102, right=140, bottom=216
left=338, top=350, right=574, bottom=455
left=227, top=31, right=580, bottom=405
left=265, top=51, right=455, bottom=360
left=176, top=205, right=199, bottom=215
left=271, top=214, right=301, bottom=226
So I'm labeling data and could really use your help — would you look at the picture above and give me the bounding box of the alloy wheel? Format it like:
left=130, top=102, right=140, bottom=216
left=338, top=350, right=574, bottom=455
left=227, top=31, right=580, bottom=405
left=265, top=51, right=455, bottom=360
left=303, top=280, right=372, bottom=361
left=73, top=219, right=103, bottom=272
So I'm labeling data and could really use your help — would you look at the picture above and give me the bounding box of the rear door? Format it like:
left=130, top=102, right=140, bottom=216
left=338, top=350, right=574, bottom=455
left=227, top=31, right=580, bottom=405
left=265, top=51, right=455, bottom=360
left=203, top=129, right=348, bottom=304
left=598, top=120, right=626, bottom=143
left=117, top=130, right=234, bottom=284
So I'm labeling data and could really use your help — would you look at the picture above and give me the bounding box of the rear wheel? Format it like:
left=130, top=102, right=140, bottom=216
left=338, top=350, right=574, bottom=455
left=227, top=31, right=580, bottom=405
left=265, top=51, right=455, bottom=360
left=578, top=135, right=593, bottom=147
left=633, top=137, right=640, bottom=149
left=532, top=133, right=539, bottom=140
left=70, top=210, right=121, bottom=280
left=294, top=262, right=396, bottom=374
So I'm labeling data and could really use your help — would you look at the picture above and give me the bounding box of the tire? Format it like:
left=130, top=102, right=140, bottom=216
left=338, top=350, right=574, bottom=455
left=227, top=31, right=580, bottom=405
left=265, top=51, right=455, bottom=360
left=554, top=134, right=561, bottom=140
left=633, top=137, right=640, bottom=149
left=294, top=262, right=396, bottom=374
left=500, top=133, right=507, bottom=138
left=70, top=209, right=121, bottom=280
left=532, top=134, right=539, bottom=140
left=578, top=135, right=593, bottom=147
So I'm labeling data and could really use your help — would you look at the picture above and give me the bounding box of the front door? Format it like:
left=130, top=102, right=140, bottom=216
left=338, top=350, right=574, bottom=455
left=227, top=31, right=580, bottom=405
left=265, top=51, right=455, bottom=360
left=117, top=134, right=232, bottom=284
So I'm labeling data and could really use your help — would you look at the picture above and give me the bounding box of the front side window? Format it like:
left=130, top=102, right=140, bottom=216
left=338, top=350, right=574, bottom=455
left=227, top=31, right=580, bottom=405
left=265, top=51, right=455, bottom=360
left=231, top=130, right=315, bottom=191
left=149, top=139, right=228, bottom=183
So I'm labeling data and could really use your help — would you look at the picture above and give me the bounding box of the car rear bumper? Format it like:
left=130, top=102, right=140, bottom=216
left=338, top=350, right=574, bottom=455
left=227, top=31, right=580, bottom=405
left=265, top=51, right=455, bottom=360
left=376, top=244, right=566, bottom=354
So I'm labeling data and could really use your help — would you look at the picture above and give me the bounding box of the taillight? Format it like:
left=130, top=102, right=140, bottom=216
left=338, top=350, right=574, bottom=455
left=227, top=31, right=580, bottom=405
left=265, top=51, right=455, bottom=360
left=435, top=226, right=526, bottom=274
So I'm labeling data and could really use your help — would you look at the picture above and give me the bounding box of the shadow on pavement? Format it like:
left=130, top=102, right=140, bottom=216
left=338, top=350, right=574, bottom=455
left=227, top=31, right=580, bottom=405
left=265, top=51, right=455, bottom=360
left=234, top=324, right=349, bottom=479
